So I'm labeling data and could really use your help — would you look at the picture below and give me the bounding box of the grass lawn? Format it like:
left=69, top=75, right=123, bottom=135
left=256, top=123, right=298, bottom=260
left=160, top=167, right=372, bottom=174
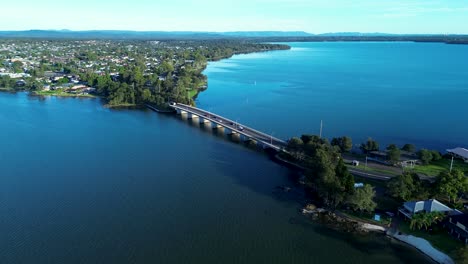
left=346, top=164, right=400, bottom=176
left=187, top=89, right=198, bottom=99
left=398, top=221, right=464, bottom=259
left=105, top=103, right=138, bottom=108
left=410, top=159, right=468, bottom=177
left=34, top=90, right=96, bottom=98
left=341, top=210, right=392, bottom=226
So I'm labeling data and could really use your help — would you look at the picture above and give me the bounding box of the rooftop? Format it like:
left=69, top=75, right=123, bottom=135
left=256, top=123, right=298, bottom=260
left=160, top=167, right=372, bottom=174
left=403, top=199, right=453, bottom=214
left=447, top=147, right=468, bottom=159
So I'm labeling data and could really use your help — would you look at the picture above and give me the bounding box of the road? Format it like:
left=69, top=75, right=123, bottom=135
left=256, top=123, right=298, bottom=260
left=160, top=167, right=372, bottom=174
left=171, top=103, right=287, bottom=150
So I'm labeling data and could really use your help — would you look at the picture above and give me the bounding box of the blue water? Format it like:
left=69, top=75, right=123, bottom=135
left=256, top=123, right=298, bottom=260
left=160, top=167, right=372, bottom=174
left=198, top=42, right=468, bottom=150
left=0, top=92, right=431, bottom=263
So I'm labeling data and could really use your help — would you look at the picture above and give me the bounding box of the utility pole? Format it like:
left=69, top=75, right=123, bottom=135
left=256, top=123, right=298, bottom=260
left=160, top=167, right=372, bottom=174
left=319, top=120, right=323, bottom=138
left=450, top=156, right=454, bottom=172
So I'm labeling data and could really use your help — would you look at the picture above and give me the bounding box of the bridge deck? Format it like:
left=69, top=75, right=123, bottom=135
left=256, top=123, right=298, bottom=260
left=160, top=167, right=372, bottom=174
left=169, top=103, right=286, bottom=151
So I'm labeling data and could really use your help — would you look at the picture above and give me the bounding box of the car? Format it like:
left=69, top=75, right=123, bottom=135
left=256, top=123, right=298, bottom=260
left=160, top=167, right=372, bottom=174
left=238, top=126, right=244, bottom=131
left=229, top=122, right=234, bottom=125
left=219, top=120, right=223, bottom=123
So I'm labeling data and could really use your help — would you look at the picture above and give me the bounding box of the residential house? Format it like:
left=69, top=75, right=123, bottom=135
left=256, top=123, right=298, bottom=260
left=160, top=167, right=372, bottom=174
left=447, top=147, right=468, bottom=163
left=445, top=214, right=468, bottom=244
left=398, top=199, right=456, bottom=219
left=15, top=80, right=26, bottom=87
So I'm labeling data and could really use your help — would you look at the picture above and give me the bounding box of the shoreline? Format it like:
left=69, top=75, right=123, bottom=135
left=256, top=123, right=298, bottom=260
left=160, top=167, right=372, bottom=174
left=387, top=230, right=455, bottom=264
left=200, top=51, right=462, bottom=263
left=3, top=44, right=461, bottom=263
left=303, top=207, right=454, bottom=264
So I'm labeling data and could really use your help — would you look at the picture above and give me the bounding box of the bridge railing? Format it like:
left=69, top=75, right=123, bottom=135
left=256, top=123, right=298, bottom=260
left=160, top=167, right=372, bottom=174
left=171, top=104, right=283, bottom=150
left=174, top=103, right=286, bottom=145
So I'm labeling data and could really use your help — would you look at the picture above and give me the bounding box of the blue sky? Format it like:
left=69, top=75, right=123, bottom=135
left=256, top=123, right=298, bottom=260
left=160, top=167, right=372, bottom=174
left=2, top=0, right=468, bottom=33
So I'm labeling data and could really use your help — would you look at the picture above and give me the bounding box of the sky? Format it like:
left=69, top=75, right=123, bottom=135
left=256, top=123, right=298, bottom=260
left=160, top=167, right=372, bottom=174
left=2, top=0, right=468, bottom=34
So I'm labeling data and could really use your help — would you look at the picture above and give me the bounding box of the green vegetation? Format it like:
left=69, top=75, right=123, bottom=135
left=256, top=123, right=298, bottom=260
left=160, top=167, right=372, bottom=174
left=347, top=184, right=377, bottom=212
left=331, top=136, right=352, bottom=153
left=386, top=144, right=401, bottom=164
left=360, top=137, right=379, bottom=153
left=187, top=89, right=199, bottom=99
left=386, top=169, right=467, bottom=207
left=346, top=164, right=400, bottom=176
left=341, top=211, right=391, bottom=226
left=402, top=143, right=416, bottom=153
left=285, top=134, right=380, bottom=213
left=399, top=221, right=464, bottom=260
left=436, top=169, right=468, bottom=203
left=418, top=148, right=442, bottom=165
left=409, top=211, right=444, bottom=230
left=411, top=158, right=468, bottom=177
left=33, top=89, right=96, bottom=98
left=386, top=172, right=430, bottom=201
left=0, top=39, right=289, bottom=108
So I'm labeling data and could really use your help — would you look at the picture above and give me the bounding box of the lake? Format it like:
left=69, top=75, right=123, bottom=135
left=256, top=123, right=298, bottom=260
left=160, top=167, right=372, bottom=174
left=198, top=41, right=468, bottom=151
left=1, top=41, right=458, bottom=264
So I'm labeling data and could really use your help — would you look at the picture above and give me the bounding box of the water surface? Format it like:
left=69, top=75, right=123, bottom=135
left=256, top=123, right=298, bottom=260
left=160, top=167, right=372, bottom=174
left=0, top=92, right=431, bottom=263
left=199, top=42, right=468, bottom=150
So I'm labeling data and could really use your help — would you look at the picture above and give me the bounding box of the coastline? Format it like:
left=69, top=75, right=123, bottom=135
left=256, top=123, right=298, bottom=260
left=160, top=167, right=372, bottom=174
left=201, top=49, right=462, bottom=264
left=3, top=44, right=462, bottom=263
left=387, top=230, right=455, bottom=264
left=303, top=207, right=455, bottom=264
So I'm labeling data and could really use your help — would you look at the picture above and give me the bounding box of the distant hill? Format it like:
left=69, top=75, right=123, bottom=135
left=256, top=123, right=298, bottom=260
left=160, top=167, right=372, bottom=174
left=220, top=31, right=313, bottom=37
left=317, top=32, right=397, bottom=37
left=0, top=30, right=466, bottom=44
left=0, top=30, right=312, bottom=39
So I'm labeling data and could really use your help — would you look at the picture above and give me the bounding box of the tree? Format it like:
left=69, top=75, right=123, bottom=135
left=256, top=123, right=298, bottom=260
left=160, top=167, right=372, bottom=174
left=301, top=134, right=320, bottom=145
left=436, top=169, right=468, bottom=203
left=12, top=61, right=23, bottom=73
left=387, top=172, right=430, bottom=201
left=410, top=211, right=445, bottom=230
left=360, top=138, right=379, bottom=153
left=331, top=136, right=353, bottom=153
left=57, top=77, right=70, bottom=85
left=141, top=89, right=152, bottom=102
left=402, top=144, right=416, bottom=153
left=287, top=137, right=304, bottom=152
left=419, top=149, right=433, bottom=165
left=335, top=158, right=355, bottom=194
left=431, top=150, right=442, bottom=161
left=348, top=184, right=376, bottom=212
left=386, top=144, right=401, bottom=163
left=302, top=138, right=353, bottom=208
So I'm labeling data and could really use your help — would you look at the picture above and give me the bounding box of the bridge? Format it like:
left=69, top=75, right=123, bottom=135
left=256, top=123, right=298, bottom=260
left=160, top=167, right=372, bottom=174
left=164, top=103, right=287, bottom=151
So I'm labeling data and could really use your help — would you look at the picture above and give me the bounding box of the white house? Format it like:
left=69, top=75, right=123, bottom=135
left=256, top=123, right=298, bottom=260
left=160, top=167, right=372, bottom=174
left=398, top=199, right=457, bottom=219
left=447, top=147, right=468, bottom=163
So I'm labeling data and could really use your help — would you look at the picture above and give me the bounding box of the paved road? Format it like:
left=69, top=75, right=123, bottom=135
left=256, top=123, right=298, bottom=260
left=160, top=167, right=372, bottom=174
left=348, top=168, right=392, bottom=181
left=171, top=103, right=287, bottom=150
